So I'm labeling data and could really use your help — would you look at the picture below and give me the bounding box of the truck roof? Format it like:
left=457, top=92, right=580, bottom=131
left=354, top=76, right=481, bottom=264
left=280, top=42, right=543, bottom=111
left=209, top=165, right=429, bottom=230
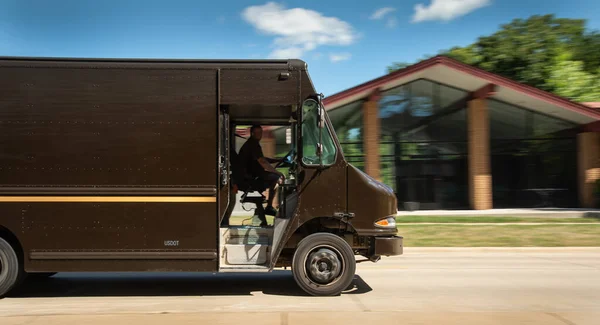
left=0, top=56, right=308, bottom=70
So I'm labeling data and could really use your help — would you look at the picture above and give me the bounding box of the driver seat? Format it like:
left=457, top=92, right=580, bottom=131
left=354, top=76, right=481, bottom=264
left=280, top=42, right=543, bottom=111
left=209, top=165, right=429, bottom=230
left=229, top=147, right=269, bottom=227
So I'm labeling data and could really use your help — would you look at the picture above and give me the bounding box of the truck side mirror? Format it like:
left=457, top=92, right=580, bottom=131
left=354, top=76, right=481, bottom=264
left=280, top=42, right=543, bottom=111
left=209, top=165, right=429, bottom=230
left=317, top=106, right=325, bottom=129
left=316, top=142, right=324, bottom=168
left=317, top=93, right=325, bottom=129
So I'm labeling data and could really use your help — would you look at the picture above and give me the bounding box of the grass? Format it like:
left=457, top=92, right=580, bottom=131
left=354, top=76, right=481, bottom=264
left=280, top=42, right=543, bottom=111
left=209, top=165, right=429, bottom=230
left=395, top=216, right=600, bottom=223
left=229, top=215, right=600, bottom=226
left=398, top=224, right=600, bottom=247
left=227, top=214, right=600, bottom=247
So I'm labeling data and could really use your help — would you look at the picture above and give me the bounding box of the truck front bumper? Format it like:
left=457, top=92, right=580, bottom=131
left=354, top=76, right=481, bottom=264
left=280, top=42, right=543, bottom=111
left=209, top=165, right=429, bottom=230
left=374, top=236, right=403, bottom=256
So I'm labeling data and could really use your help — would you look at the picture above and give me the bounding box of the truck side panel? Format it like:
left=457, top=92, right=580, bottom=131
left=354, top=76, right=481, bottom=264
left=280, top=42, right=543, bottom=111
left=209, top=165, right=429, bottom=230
left=0, top=63, right=217, bottom=186
left=220, top=68, right=298, bottom=107
left=0, top=60, right=219, bottom=272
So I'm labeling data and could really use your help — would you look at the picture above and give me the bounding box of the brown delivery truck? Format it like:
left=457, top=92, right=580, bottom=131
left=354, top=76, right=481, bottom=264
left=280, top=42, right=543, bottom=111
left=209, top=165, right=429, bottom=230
left=0, top=56, right=402, bottom=297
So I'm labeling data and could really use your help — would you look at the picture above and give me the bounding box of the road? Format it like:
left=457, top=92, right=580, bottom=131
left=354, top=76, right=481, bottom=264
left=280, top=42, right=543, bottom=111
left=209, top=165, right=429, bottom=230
left=1, top=248, right=599, bottom=325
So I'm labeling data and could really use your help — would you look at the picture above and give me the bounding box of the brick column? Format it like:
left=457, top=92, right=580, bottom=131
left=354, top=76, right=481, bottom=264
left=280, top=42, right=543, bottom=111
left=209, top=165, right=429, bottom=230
left=468, top=98, right=492, bottom=210
left=578, top=132, right=600, bottom=208
left=363, top=93, right=381, bottom=181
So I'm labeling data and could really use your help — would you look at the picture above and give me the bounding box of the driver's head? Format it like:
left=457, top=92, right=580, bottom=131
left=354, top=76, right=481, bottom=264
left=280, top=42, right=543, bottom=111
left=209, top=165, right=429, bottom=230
left=250, top=125, right=262, bottom=141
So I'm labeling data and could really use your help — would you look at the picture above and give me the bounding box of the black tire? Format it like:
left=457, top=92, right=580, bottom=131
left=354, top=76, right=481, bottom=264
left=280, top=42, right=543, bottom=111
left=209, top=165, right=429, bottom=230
left=0, top=237, right=24, bottom=298
left=292, top=232, right=356, bottom=296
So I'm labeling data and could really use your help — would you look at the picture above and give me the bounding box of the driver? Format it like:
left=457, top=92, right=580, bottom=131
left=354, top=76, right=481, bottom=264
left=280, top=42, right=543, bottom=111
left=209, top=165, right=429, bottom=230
left=238, top=125, right=285, bottom=217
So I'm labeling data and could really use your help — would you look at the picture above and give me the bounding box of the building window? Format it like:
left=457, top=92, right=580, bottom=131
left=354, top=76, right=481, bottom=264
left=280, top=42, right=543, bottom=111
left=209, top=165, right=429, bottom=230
left=489, top=99, right=578, bottom=208
left=379, top=79, right=469, bottom=210
left=328, top=99, right=364, bottom=171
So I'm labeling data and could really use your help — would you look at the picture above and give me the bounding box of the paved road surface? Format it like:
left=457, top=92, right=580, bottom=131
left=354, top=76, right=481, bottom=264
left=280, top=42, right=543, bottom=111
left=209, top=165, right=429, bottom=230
left=1, top=248, right=599, bottom=325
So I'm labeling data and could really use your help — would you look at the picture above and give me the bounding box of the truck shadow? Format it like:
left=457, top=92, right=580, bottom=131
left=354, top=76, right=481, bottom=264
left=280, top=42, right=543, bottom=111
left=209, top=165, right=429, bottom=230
left=9, top=271, right=372, bottom=298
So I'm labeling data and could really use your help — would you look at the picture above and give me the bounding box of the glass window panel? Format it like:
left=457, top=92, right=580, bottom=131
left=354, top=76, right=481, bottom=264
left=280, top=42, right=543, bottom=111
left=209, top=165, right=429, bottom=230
left=532, top=112, right=576, bottom=136
left=379, top=85, right=410, bottom=119
left=410, top=80, right=435, bottom=118
left=301, top=99, right=337, bottom=166
left=379, top=80, right=469, bottom=209
left=489, top=99, right=577, bottom=208
left=489, top=100, right=528, bottom=139
left=329, top=100, right=363, bottom=157
left=439, top=83, right=467, bottom=107
left=406, top=108, right=467, bottom=143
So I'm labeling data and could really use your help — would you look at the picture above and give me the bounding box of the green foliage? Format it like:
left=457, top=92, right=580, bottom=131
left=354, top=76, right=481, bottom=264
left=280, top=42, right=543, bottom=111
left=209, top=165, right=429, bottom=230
left=389, top=14, right=600, bottom=102
left=386, top=62, right=411, bottom=73
left=387, top=54, right=435, bottom=73
left=546, top=50, right=600, bottom=102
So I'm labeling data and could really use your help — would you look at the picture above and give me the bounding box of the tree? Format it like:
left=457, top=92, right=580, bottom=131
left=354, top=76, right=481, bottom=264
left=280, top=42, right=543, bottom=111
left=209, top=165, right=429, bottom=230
left=546, top=51, right=600, bottom=102
left=573, top=31, right=600, bottom=73
left=386, top=62, right=411, bottom=73
left=387, top=54, right=434, bottom=73
left=389, top=14, right=600, bottom=102
left=442, top=15, right=588, bottom=92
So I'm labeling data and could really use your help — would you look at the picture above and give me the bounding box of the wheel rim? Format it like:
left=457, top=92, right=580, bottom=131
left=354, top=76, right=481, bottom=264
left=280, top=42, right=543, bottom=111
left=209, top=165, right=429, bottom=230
left=303, top=245, right=345, bottom=286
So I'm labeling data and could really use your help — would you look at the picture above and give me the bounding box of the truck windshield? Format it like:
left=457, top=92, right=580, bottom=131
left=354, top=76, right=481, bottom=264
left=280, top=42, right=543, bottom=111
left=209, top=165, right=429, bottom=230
left=301, top=99, right=337, bottom=165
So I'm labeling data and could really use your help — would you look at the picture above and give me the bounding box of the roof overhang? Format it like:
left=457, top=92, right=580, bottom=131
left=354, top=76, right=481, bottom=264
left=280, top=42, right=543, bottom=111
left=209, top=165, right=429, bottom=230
left=323, top=56, right=600, bottom=125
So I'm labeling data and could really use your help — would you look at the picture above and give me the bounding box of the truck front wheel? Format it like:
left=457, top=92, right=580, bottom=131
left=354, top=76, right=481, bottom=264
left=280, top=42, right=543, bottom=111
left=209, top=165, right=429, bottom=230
left=292, top=232, right=356, bottom=296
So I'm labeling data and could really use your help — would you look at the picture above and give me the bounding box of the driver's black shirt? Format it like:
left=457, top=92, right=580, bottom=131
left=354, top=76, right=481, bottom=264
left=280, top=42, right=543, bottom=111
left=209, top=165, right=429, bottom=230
left=238, top=137, right=264, bottom=178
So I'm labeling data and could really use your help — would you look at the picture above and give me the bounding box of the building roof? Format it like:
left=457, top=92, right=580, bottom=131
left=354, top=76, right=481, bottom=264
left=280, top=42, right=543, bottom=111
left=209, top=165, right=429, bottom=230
left=323, top=55, right=600, bottom=125
left=584, top=102, right=600, bottom=109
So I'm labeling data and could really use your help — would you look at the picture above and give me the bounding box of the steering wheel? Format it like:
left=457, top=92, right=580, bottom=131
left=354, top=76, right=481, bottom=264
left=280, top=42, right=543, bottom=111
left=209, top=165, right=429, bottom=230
left=274, top=148, right=296, bottom=168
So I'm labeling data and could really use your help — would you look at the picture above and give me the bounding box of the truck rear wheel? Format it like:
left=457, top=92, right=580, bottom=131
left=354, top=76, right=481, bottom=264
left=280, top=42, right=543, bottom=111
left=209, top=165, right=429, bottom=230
left=0, top=237, right=23, bottom=297
left=292, top=232, right=356, bottom=296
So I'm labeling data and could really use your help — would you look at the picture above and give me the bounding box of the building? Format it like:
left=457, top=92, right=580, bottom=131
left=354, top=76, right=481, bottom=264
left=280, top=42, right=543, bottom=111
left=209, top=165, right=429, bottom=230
left=269, top=56, right=600, bottom=211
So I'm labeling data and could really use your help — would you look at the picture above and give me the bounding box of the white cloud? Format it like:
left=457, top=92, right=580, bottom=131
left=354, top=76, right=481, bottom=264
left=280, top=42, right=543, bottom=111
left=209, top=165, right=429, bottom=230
left=412, top=0, right=491, bottom=23
left=242, top=2, right=357, bottom=59
left=370, top=7, right=396, bottom=20
left=386, top=17, right=398, bottom=28
left=329, top=53, right=351, bottom=63
left=270, top=47, right=305, bottom=59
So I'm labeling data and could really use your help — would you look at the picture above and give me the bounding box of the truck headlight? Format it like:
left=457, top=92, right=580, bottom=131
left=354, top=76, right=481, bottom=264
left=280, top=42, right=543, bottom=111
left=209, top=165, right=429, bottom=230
left=374, top=216, right=396, bottom=229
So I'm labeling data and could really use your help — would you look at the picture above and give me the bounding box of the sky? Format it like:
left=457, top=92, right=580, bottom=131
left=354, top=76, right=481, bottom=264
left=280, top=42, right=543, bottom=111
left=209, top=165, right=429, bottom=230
left=1, top=0, right=599, bottom=96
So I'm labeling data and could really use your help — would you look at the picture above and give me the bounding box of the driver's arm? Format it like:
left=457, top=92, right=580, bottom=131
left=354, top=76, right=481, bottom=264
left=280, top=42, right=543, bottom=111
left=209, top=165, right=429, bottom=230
left=264, top=157, right=281, bottom=163
left=258, top=157, right=284, bottom=178
left=253, top=145, right=284, bottom=178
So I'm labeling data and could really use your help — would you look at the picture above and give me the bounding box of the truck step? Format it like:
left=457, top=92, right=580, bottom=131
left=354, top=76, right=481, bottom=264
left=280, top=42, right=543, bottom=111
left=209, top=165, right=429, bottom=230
left=226, top=236, right=270, bottom=245
left=220, top=226, right=273, bottom=245
left=219, top=265, right=270, bottom=273
left=221, top=226, right=273, bottom=237
left=223, top=243, right=269, bottom=265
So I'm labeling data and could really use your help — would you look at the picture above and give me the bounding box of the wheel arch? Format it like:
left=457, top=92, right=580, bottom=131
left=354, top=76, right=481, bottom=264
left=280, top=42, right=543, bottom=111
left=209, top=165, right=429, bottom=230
left=292, top=216, right=357, bottom=239
left=275, top=216, right=357, bottom=268
left=0, top=225, right=24, bottom=263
